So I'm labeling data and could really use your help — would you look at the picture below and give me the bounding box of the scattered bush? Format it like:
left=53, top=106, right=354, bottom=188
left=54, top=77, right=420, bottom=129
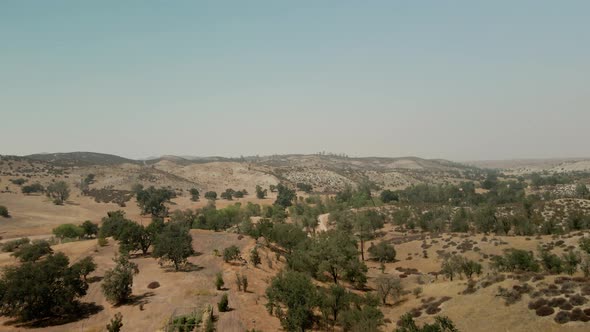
left=0, top=205, right=9, bottom=218
left=555, top=311, right=570, bottom=324
left=536, top=306, right=555, bottom=316
left=215, top=272, right=224, bottom=290
left=106, top=312, right=123, bottom=332
left=22, top=183, right=44, bottom=194
left=1, top=237, right=30, bottom=252
left=147, top=281, right=160, bottom=289
left=218, top=293, right=229, bottom=312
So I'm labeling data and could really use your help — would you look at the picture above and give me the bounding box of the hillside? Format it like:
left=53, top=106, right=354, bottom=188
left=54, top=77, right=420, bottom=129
left=1, top=152, right=483, bottom=193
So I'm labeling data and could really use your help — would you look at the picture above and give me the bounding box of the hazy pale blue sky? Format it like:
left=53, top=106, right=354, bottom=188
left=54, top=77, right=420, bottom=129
left=1, top=1, right=589, bottom=161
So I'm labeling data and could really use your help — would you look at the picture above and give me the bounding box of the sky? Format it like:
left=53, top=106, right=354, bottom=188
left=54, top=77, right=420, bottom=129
left=1, top=1, right=589, bottom=161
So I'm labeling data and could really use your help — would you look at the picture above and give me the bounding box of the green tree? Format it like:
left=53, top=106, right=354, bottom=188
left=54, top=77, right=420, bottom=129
left=223, top=245, right=241, bottom=263
left=266, top=271, right=318, bottom=332
left=319, top=284, right=352, bottom=328
left=204, top=191, right=217, bottom=200
left=101, top=255, right=139, bottom=304
left=311, top=230, right=366, bottom=285
left=338, top=293, right=383, bottom=332
left=11, top=240, right=53, bottom=262
left=117, top=219, right=162, bottom=255
left=152, top=223, right=194, bottom=270
left=256, top=185, right=268, bottom=199
left=189, top=188, right=200, bottom=201
left=575, top=184, right=590, bottom=199
left=461, top=259, right=483, bottom=278
left=80, top=220, right=99, bottom=238
left=46, top=181, right=70, bottom=205
left=99, top=211, right=136, bottom=240
left=375, top=275, right=402, bottom=304
left=296, top=183, right=313, bottom=193
left=442, top=255, right=464, bottom=281
left=21, top=183, right=44, bottom=194
left=53, top=223, right=84, bottom=240
left=368, top=240, right=396, bottom=263
left=221, top=189, right=235, bottom=200
left=379, top=189, right=399, bottom=203
left=473, top=205, right=497, bottom=234
left=136, top=186, right=174, bottom=217
left=71, top=256, right=97, bottom=281
left=270, top=222, right=308, bottom=254
left=0, top=252, right=88, bottom=321
left=274, top=183, right=296, bottom=208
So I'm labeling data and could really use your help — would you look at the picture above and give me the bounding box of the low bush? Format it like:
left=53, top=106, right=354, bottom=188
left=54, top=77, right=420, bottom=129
left=0, top=205, right=8, bottom=218
left=536, top=306, right=555, bottom=316
left=218, top=293, right=229, bottom=312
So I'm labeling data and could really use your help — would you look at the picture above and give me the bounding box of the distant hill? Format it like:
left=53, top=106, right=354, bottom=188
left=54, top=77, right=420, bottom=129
left=25, top=152, right=139, bottom=166
left=4, top=151, right=488, bottom=193
left=467, top=158, right=590, bottom=173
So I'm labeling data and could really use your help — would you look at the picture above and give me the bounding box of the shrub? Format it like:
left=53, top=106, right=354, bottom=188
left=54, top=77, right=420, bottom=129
left=242, top=275, right=248, bottom=292
left=98, top=237, right=108, bottom=246
left=147, top=281, right=160, bottom=289
left=0, top=205, right=9, bottom=218
left=215, top=272, right=224, bottom=290
left=380, top=189, right=399, bottom=203
left=536, top=306, right=555, bottom=316
left=255, top=185, right=267, bottom=199
left=1, top=237, right=30, bottom=252
left=368, top=241, right=396, bottom=263
left=218, top=293, right=229, bottom=312
left=22, top=183, right=44, bottom=194
left=413, top=287, right=423, bottom=298
left=220, top=189, right=235, bottom=200
left=10, top=178, right=27, bottom=186
left=528, top=298, right=547, bottom=310
left=189, top=188, right=200, bottom=201
left=554, top=311, right=570, bottom=324
left=106, top=312, right=123, bottom=332
left=250, top=247, right=261, bottom=267
left=223, top=245, right=241, bottom=263
left=204, top=191, right=217, bottom=200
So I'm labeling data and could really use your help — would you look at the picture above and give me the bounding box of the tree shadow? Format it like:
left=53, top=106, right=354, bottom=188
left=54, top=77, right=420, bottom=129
left=126, top=291, right=155, bottom=307
left=7, top=302, right=104, bottom=328
left=163, top=262, right=204, bottom=273
left=87, top=276, right=103, bottom=283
